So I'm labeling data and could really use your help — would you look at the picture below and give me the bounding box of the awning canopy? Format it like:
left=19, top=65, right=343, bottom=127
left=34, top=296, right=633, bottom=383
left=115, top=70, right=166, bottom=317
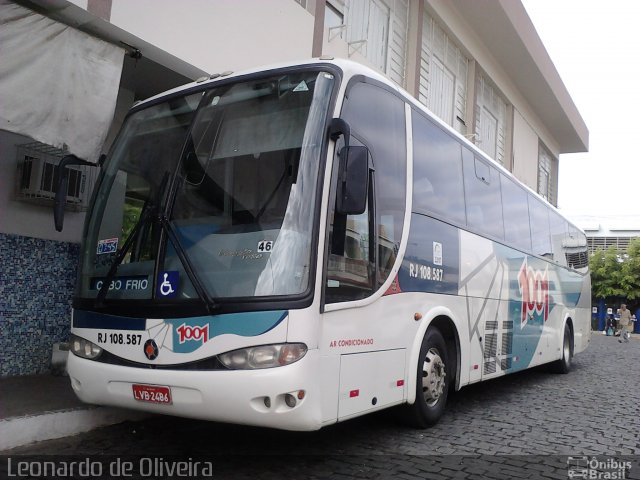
left=0, top=1, right=123, bottom=161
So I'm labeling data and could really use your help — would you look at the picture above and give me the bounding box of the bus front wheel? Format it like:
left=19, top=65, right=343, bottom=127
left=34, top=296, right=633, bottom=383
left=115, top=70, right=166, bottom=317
left=404, top=327, right=450, bottom=428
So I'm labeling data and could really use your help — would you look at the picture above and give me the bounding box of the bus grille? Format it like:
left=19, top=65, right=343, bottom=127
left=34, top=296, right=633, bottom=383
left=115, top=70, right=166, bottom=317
left=92, top=350, right=227, bottom=370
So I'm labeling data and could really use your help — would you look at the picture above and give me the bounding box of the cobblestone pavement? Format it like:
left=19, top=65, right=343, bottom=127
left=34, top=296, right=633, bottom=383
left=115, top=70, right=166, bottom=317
left=2, top=334, right=639, bottom=479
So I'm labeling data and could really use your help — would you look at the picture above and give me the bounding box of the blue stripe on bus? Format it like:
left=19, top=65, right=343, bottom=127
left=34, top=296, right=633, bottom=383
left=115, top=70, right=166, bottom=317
left=73, top=310, right=146, bottom=331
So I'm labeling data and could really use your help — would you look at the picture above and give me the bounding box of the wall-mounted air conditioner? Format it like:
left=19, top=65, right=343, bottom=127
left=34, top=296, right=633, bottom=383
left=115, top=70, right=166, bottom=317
left=15, top=142, right=87, bottom=209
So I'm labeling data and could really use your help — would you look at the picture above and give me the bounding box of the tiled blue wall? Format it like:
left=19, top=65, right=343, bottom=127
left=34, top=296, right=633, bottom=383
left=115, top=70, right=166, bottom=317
left=0, top=233, right=79, bottom=377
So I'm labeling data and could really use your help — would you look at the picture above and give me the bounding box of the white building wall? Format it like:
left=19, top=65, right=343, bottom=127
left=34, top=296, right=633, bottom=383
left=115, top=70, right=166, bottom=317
left=425, top=1, right=561, bottom=173
left=511, top=109, right=539, bottom=192
left=65, top=0, right=88, bottom=10
left=109, top=0, right=315, bottom=75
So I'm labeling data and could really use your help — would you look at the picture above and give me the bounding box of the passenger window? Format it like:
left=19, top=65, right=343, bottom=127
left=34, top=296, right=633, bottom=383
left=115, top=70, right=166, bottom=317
left=549, top=212, right=568, bottom=266
left=500, top=174, right=532, bottom=251
left=412, top=112, right=465, bottom=225
left=462, top=149, right=504, bottom=240
left=528, top=196, right=552, bottom=258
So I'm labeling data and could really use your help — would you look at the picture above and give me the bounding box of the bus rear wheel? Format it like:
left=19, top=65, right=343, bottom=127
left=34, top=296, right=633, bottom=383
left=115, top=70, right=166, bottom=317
left=404, top=327, right=450, bottom=428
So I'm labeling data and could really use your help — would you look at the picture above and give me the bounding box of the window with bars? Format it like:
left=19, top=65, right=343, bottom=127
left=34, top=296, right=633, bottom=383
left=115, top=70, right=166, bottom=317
left=587, top=236, right=634, bottom=255
left=538, top=143, right=557, bottom=206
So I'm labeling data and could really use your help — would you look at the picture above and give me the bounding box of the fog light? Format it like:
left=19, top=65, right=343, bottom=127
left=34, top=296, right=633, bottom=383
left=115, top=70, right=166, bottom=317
left=284, top=393, right=297, bottom=408
left=263, top=397, right=271, bottom=408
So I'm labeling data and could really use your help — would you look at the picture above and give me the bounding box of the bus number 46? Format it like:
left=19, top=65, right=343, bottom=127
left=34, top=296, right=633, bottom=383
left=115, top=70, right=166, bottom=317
left=257, top=241, right=273, bottom=252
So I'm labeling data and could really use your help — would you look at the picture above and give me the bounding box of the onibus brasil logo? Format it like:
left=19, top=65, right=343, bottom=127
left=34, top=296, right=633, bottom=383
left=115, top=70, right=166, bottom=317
left=518, top=258, right=549, bottom=328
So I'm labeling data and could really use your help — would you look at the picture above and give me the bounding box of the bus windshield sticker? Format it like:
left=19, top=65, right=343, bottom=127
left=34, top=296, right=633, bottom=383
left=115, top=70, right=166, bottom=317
left=433, top=242, right=443, bottom=266
left=293, top=81, right=309, bottom=92
left=96, top=238, right=118, bottom=255
left=157, top=271, right=179, bottom=298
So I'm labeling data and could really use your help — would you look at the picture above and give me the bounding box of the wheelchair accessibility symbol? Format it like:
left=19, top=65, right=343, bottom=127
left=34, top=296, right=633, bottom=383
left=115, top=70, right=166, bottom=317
left=157, top=271, right=179, bottom=298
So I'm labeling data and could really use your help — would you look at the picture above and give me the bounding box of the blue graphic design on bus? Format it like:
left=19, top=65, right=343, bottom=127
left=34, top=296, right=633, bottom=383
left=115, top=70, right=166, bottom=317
left=508, top=255, right=555, bottom=371
left=517, top=258, right=549, bottom=329
left=73, top=310, right=146, bottom=331
left=164, top=310, right=288, bottom=353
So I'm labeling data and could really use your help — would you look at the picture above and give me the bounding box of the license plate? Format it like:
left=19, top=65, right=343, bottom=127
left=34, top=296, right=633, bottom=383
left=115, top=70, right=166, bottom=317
left=132, top=384, right=172, bottom=404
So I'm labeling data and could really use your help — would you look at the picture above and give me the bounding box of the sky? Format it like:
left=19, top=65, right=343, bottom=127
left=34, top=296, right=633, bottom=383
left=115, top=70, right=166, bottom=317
left=521, top=0, right=640, bottom=217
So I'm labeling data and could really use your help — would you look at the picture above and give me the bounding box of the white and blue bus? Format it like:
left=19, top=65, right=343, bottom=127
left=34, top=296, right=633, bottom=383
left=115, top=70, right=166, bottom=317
left=56, top=59, right=591, bottom=431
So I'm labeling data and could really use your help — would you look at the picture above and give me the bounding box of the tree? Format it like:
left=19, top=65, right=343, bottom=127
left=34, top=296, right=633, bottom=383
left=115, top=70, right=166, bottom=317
left=590, top=238, right=640, bottom=301
left=590, top=246, right=624, bottom=299
left=620, top=238, right=640, bottom=300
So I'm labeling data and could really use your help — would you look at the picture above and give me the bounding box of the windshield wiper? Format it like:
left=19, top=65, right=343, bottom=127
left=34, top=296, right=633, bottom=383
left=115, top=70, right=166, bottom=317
left=95, top=206, right=217, bottom=313
left=156, top=212, right=218, bottom=313
left=95, top=173, right=217, bottom=313
left=95, top=207, right=217, bottom=313
left=95, top=200, right=155, bottom=307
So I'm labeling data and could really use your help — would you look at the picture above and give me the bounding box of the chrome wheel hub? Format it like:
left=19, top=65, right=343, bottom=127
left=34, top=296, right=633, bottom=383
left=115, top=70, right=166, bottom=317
left=563, top=335, right=571, bottom=363
left=422, top=347, right=446, bottom=407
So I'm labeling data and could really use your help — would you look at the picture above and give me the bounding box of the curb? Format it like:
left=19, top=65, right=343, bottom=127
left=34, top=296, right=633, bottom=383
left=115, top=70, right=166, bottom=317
left=0, top=407, right=148, bottom=451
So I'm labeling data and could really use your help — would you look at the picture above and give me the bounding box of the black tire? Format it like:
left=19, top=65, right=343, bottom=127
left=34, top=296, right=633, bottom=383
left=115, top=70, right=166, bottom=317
left=550, top=323, right=573, bottom=374
left=403, top=327, right=450, bottom=428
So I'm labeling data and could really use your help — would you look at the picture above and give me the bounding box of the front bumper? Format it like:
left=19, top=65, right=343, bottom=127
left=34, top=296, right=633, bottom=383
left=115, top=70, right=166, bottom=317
left=67, top=349, right=323, bottom=431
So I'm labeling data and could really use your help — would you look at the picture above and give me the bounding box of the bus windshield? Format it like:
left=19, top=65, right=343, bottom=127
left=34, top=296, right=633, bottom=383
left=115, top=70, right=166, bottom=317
left=78, top=70, right=335, bottom=305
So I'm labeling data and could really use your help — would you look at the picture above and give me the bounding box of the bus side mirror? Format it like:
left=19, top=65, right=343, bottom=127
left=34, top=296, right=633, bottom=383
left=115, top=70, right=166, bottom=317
left=336, top=145, right=369, bottom=215
left=54, top=154, right=96, bottom=232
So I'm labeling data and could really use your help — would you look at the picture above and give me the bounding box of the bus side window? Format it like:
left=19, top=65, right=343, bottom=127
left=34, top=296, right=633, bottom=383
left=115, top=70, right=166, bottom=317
left=343, top=82, right=406, bottom=287
left=549, top=212, right=568, bottom=266
left=528, top=196, right=552, bottom=258
left=326, top=137, right=375, bottom=303
left=500, top=174, right=532, bottom=251
left=325, top=80, right=406, bottom=303
left=462, top=149, right=504, bottom=240
left=412, top=112, right=465, bottom=225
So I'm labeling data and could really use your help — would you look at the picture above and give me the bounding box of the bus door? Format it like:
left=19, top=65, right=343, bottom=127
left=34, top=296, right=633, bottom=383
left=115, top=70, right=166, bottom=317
left=322, top=79, right=408, bottom=420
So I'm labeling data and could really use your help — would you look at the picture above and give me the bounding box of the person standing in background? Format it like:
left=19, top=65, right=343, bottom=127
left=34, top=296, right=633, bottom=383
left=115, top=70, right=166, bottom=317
left=617, top=304, right=632, bottom=343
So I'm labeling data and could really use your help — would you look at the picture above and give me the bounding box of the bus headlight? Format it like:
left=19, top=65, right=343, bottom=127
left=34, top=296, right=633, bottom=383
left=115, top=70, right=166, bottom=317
left=218, top=343, right=307, bottom=369
left=70, top=334, right=103, bottom=360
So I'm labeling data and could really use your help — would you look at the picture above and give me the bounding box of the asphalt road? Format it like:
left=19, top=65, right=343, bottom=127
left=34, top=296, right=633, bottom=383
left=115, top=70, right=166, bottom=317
left=2, top=333, right=639, bottom=479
